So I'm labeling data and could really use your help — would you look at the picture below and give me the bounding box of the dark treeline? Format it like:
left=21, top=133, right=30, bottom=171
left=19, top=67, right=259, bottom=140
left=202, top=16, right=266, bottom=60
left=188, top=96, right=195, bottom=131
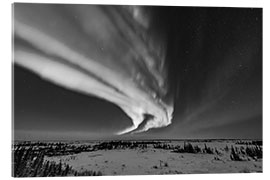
left=13, top=140, right=263, bottom=157
left=14, top=141, right=94, bottom=157
left=235, top=140, right=262, bottom=146
left=230, top=145, right=262, bottom=161
left=170, top=143, right=214, bottom=154
left=92, top=141, right=158, bottom=150
left=13, top=146, right=102, bottom=177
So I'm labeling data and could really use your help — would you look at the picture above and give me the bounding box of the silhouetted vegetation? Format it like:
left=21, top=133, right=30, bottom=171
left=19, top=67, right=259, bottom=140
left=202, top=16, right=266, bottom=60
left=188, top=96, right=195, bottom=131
left=230, top=145, right=262, bottom=161
left=92, top=140, right=159, bottom=150
left=14, top=141, right=94, bottom=157
left=230, top=146, right=243, bottom=161
left=153, top=143, right=173, bottom=150
left=75, top=170, right=102, bottom=176
left=245, top=145, right=262, bottom=159
left=152, top=160, right=169, bottom=169
left=224, top=145, right=229, bottom=152
left=236, top=140, right=262, bottom=146
left=12, top=146, right=102, bottom=177
left=203, top=144, right=214, bottom=154
left=171, top=142, right=214, bottom=154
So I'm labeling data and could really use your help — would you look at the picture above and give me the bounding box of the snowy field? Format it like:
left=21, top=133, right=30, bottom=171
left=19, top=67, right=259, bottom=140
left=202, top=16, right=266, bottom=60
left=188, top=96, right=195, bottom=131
left=39, top=140, right=262, bottom=175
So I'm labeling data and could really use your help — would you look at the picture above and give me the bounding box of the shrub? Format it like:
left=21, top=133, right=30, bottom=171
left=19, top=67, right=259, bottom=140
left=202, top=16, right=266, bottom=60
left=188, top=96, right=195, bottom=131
left=230, top=146, right=242, bottom=161
left=164, top=162, right=168, bottom=167
left=245, top=145, right=262, bottom=159
left=203, top=144, right=214, bottom=154
left=13, top=147, right=102, bottom=177
left=224, top=145, right=229, bottom=152
left=75, top=170, right=102, bottom=176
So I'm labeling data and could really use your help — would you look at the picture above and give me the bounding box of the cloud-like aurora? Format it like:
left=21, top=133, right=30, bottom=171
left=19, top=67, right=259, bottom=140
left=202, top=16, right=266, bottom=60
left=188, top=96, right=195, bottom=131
left=13, top=4, right=174, bottom=135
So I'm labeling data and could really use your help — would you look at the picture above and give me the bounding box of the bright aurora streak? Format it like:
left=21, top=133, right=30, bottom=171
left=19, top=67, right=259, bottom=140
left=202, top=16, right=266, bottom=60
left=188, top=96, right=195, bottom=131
left=13, top=4, right=174, bottom=135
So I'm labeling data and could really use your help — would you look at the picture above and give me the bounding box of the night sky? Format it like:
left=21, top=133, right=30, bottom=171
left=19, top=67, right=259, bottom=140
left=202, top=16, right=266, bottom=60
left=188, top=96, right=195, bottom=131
left=14, top=6, right=262, bottom=140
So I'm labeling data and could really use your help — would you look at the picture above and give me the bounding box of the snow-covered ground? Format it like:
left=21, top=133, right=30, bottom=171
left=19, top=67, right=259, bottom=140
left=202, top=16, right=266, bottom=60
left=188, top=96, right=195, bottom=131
left=44, top=140, right=262, bottom=175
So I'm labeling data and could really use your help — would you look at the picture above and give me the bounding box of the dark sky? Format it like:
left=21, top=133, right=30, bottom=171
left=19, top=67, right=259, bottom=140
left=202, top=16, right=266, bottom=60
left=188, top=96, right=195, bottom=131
left=14, top=6, right=262, bottom=140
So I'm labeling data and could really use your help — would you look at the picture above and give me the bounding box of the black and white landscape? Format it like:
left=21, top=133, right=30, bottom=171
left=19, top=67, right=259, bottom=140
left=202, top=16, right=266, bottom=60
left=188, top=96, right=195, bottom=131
left=13, top=3, right=262, bottom=177
left=13, top=139, right=262, bottom=176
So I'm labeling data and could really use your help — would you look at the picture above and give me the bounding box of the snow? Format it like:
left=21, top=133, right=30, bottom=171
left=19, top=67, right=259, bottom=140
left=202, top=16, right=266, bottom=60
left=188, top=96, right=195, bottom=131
left=44, top=140, right=262, bottom=175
